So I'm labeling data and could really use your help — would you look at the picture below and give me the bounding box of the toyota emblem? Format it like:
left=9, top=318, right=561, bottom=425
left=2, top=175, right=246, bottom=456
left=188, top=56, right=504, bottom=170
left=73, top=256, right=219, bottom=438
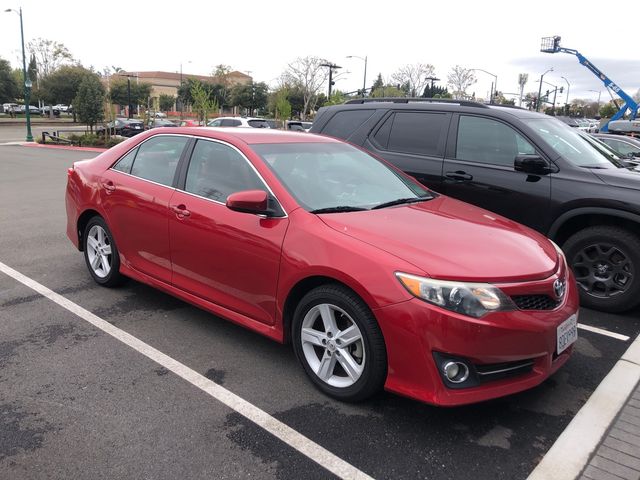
left=553, top=279, right=566, bottom=300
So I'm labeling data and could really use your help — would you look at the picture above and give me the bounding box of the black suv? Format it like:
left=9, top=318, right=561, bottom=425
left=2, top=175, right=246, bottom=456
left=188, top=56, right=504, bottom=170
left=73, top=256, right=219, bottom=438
left=310, top=98, right=640, bottom=313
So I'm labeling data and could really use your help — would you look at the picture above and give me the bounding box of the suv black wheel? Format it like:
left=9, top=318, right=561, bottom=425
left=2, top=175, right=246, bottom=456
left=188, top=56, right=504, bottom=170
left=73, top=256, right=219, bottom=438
left=292, top=284, right=387, bottom=402
left=564, top=226, right=640, bottom=312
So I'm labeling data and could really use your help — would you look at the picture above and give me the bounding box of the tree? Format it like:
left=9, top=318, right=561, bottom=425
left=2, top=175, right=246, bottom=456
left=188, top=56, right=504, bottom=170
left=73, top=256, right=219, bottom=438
left=370, top=73, right=384, bottom=97
left=599, top=102, right=617, bottom=118
left=0, top=58, right=19, bottom=103
left=283, top=56, right=330, bottom=120
left=370, top=85, right=405, bottom=98
left=230, top=81, right=268, bottom=115
left=39, top=65, right=95, bottom=120
left=74, top=74, right=104, bottom=132
left=159, top=94, right=175, bottom=112
left=273, top=89, right=291, bottom=121
left=423, top=84, right=451, bottom=98
left=391, top=63, right=435, bottom=97
left=190, top=81, right=219, bottom=124
left=447, top=66, right=476, bottom=99
left=27, top=38, right=74, bottom=78
left=109, top=80, right=153, bottom=112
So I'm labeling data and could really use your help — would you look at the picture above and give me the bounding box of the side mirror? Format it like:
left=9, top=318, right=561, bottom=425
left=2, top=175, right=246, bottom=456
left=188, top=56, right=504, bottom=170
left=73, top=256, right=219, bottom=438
left=514, top=154, right=554, bottom=175
left=226, top=190, right=270, bottom=215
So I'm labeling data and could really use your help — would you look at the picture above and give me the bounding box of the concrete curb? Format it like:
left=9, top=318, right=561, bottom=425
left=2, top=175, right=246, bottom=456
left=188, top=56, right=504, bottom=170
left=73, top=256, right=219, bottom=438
left=528, top=334, right=640, bottom=480
left=20, top=143, right=108, bottom=153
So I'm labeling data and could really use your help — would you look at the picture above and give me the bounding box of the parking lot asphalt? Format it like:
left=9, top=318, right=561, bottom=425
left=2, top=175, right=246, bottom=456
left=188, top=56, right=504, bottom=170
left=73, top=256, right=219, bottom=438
left=1, top=145, right=639, bottom=480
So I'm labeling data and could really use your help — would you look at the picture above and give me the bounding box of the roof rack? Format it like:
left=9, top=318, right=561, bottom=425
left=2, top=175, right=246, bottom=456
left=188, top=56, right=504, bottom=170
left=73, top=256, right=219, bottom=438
left=344, top=97, right=489, bottom=108
left=486, top=103, right=527, bottom=110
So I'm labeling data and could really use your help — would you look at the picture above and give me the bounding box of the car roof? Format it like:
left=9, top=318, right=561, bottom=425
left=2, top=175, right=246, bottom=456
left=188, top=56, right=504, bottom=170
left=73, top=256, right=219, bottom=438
left=199, top=127, right=338, bottom=144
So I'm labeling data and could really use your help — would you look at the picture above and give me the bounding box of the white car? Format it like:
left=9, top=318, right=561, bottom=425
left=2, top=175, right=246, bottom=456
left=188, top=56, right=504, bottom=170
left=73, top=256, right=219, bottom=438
left=54, top=104, right=69, bottom=112
left=207, top=116, right=271, bottom=128
left=2, top=103, right=19, bottom=114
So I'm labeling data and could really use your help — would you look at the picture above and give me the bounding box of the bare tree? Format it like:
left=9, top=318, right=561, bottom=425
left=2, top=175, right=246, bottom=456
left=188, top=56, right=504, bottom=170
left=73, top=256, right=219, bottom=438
left=283, top=56, right=329, bottom=120
left=391, top=63, right=435, bottom=97
left=518, top=73, right=529, bottom=107
left=27, top=38, right=74, bottom=78
left=447, top=66, right=477, bottom=100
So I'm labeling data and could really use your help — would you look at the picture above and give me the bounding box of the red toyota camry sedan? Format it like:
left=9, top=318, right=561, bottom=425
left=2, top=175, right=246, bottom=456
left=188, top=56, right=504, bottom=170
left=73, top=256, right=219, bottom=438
left=65, top=127, right=579, bottom=406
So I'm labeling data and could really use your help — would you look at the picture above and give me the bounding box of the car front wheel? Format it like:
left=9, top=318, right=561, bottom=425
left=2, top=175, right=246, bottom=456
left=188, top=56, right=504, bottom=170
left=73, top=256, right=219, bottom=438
left=292, top=284, right=387, bottom=402
left=564, top=225, right=640, bottom=312
left=83, top=216, right=124, bottom=287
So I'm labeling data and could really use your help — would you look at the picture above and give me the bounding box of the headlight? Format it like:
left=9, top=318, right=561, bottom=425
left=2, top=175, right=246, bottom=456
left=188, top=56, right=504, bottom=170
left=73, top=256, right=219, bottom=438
left=395, top=272, right=516, bottom=318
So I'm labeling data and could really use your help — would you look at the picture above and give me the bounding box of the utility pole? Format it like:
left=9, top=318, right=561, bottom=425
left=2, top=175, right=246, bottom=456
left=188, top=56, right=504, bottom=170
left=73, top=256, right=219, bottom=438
left=320, top=63, right=341, bottom=99
left=425, top=76, right=440, bottom=97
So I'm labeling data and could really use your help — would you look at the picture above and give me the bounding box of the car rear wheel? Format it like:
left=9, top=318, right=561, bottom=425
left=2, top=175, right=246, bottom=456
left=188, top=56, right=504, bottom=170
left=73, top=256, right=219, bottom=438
left=564, top=226, right=640, bottom=312
left=83, top=216, right=124, bottom=287
left=292, top=284, right=387, bottom=402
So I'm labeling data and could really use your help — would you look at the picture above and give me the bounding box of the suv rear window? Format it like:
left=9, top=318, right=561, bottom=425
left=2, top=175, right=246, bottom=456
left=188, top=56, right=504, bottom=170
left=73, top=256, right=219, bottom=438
left=248, top=120, right=270, bottom=128
left=321, top=109, right=374, bottom=140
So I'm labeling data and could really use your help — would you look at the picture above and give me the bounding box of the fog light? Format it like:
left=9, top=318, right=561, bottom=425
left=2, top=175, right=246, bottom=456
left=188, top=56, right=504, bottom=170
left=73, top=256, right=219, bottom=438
left=443, top=361, right=469, bottom=383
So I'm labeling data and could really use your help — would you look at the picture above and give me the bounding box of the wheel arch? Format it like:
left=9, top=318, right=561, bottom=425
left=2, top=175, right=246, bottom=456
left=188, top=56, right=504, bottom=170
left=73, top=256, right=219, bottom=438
left=76, top=209, right=103, bottom=251
left=549, top=208, right=640, bottom=246
left=280, top=275, right=376, bottom=345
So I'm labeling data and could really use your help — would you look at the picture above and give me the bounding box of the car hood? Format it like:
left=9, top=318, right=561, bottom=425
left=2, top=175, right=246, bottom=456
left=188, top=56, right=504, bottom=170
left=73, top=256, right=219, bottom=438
left=319, top=196, right=558, bottom=282
left=592, top=166, right=640, bottom=189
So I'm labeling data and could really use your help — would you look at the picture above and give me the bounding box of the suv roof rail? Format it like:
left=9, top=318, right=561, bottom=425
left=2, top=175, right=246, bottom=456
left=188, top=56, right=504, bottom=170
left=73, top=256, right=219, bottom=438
left=343, top=97, right=489, bottom=108
left=487, top=103, right=527, bottom=111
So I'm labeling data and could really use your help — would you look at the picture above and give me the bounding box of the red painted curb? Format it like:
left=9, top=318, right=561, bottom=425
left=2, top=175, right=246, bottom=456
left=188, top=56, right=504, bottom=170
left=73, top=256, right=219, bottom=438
left=21, top=143, right=108, bottom=153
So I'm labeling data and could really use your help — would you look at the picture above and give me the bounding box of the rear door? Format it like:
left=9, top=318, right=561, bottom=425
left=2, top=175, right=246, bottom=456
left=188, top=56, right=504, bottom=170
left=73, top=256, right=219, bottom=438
left=362, top=110, right=449, bottom=192
left=441, top=114, right=552, bottom=232
left=101, top=135, right=190, bottom=283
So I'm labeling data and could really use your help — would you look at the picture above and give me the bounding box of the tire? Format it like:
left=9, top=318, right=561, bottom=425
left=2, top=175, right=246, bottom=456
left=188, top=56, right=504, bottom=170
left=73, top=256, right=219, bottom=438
left=83, top=216, right=124, bottom=287
left=292, top=284, right=387, bottom=402
left=563, top=226, right=640, bottom=312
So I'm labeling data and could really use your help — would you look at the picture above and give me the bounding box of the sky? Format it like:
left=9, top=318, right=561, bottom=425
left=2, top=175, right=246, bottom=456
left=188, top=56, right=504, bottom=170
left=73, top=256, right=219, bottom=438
left=1, top=0, right=639, bottom=105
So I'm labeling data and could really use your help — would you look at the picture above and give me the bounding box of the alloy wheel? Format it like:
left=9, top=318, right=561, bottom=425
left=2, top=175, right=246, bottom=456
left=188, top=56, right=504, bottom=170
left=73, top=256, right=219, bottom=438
left=572, top=242, right=633, bottom=298
left=86, top=224, right=112, bottom=278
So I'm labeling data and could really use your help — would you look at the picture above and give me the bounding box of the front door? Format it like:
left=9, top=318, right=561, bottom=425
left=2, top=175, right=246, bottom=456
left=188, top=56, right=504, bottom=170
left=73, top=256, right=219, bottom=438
left=169, top=139, right=289, bottom=325
left=442, top=114, right=553, bottom=233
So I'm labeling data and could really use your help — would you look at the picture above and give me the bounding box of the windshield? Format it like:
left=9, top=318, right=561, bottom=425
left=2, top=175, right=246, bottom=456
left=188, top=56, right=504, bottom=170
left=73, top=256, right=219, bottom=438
left=524, top=118, right=621, bottom=168
left=253, top=142, right=432, bottom=212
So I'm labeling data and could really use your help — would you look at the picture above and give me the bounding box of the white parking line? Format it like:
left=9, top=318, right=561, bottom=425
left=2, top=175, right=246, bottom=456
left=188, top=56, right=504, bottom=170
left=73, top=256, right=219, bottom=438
left=0, top=261, right=373, bottom=480
left=578, top=323, right=630, bottom=341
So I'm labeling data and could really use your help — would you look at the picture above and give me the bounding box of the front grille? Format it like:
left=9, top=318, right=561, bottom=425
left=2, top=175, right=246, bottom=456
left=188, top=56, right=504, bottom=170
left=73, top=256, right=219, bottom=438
left=476, top=359, right=535, bottom=383
left=512, top=295, right=559, bottom=311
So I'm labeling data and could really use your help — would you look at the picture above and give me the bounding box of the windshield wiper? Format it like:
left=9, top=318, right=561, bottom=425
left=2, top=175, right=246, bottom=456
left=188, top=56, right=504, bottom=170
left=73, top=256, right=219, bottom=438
left=310, top=206, right=369, bottom=214
left=371, top=195, right=432, bottom=210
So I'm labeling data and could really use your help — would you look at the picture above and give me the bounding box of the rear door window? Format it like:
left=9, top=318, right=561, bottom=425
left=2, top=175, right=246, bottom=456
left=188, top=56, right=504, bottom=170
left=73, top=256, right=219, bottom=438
left=112, top=148, right=138, bottom=173
left=384, top=112, right=447, bottom=156
left=130, top=136, right=189, bottom=186
left=321, top=109, right=375, bottom=139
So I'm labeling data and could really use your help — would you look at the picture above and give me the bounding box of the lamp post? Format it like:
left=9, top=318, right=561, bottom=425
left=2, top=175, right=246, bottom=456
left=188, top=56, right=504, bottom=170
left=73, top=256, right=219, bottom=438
left=588, top=89, right=602, bottom=116
left=561, top=76, right=570, bottom=115
left=5, top=7, right=33, bottom=142
left=346, top=55, right=367, bottom=97
left=536, top=67, right=553, bottom=112
left=471, top=68, right=497, bottom=104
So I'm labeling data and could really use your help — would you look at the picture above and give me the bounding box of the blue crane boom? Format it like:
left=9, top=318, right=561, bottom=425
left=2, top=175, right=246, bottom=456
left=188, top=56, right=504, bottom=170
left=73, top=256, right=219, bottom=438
left=541, top=36, right=638, bottom=132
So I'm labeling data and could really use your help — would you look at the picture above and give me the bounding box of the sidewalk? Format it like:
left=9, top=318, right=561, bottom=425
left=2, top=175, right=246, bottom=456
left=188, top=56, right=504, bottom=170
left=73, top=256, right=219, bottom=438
left=529, top=335, right=640, bottom=480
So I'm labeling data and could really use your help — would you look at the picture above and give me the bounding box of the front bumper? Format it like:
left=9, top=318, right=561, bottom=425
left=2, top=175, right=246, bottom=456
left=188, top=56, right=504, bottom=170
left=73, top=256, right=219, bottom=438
left=374, top=271, right=579, bottom=406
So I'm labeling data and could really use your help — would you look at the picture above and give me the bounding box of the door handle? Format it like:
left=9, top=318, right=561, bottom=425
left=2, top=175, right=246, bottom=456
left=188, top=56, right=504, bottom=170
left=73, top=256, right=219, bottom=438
left=102, top=181, right=116, bottom=193
left=171, top=204, right=191, bottom=217
left=445, top=171, right=473, bottom=181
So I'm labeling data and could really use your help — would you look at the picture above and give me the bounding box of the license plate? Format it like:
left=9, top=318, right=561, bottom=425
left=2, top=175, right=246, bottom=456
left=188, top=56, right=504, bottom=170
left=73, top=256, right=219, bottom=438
left=557, top=313, right=578, bottom=354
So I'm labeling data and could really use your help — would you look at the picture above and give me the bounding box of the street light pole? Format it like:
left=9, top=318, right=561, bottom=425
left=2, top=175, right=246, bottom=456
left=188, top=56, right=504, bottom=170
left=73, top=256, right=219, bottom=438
left=5, top=7, right=33, bottom=142
left=561, top=76, right=570, bottom=115
left=346, top=55, right=367, bottom=97
left=536, top=67, right=553, bottom=112
left=471, top=68, right=497, bottom=104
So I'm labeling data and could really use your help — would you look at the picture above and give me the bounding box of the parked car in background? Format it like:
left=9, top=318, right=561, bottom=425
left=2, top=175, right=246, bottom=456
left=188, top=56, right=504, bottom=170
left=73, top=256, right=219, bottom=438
left=40, top=105, right=61, bottom=116
left=2, top=103, right=19, bottom=114
left=286, top=121, right=313, bottom=132
left=19, top=105, right=41, bottom=115
left=178, top=119, right=202, bottom=127
left=65, top=128, right=577, bottom=406
left=145, top=111, right=167, bottom=118
left=607, top=119, right=640, bottom=134
left=593, top=133, right=640, bottom=160
left=147, top=118, right=177, bottom=129
left=96, top=118, right=145, bottom=137
left=207, top=116, right=271, bottom=128
left=54, top=104, right=69, bottom=112
left=311, top=98, right=640, bottom=313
